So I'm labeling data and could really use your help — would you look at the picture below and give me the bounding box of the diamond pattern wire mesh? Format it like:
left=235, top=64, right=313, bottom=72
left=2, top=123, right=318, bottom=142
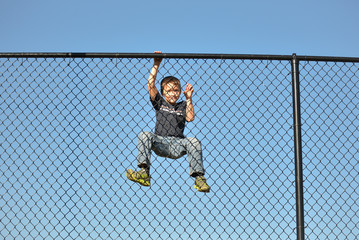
left=300, top=61, right=359, bottom=240
left=0, top=54, right=357, bottom=240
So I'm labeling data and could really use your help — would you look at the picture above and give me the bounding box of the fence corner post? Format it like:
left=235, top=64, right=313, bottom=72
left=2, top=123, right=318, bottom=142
left=291, top=53, right=305, bottom=240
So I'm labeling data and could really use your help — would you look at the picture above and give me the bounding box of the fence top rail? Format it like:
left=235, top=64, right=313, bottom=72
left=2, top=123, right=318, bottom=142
left=1, top=52, right=359, bottom=62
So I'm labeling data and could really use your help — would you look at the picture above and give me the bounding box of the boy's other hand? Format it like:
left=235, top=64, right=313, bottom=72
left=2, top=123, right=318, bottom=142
left=183, top=83, right=194, bottom=100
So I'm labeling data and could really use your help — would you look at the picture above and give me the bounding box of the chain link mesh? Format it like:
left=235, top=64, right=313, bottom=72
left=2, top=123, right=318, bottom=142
left=300, top=61, right=359, bottom=240
left=0, top=55, right=358, bottom=239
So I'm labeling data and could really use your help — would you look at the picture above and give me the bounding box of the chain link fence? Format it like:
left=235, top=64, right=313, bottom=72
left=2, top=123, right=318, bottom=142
left=299, top=60, right=359, bottom=239
left=0, top=53, right=358, bottom=240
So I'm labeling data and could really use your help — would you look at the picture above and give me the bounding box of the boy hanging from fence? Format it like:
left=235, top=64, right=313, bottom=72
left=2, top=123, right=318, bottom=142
left=126, top=51, right=210, bottom=192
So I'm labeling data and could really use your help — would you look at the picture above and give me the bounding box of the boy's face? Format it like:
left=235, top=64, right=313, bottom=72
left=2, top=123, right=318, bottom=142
left=162, top=82, right=181, bottom=105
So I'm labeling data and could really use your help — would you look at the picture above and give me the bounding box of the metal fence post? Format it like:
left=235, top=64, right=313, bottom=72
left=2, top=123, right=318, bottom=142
left=291, top=53, right=305, bottom=240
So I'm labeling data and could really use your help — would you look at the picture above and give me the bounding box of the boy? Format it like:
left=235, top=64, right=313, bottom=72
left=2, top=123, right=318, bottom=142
left=126, top=52, right=210, bottom=192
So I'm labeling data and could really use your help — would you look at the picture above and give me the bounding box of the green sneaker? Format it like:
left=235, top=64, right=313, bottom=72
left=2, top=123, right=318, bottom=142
left=194, top=176, right=210, bottom=192
left=126, top=168, right=151, bottom=187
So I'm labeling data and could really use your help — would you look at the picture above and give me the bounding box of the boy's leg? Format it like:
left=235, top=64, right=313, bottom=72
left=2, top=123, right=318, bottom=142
left=136, top=134, right=204, bottom=174
left=126, top=131, right=153, bottom=187
left=180, top=137, right=205, bottom=177
left=136, top=131, right=154, bottom=169
left=173, top=137, right=210, bottom=192
left=127, top=132, right=173, bottom=187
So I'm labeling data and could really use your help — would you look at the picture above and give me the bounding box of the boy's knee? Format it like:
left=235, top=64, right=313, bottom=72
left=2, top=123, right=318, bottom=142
left=139, top=131, right=152, bottom=140
left=187, top=137, right=201, bottom=147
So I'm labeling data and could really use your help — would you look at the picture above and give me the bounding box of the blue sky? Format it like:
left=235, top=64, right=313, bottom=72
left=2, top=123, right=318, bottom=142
left=1, top=0, right=359, bottom=57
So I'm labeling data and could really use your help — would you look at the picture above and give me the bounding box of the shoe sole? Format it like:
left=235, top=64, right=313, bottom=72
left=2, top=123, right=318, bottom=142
left=194, top=185, right=210, bottom=193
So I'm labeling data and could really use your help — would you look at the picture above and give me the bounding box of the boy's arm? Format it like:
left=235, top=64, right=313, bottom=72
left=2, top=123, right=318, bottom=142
left=148, top=52, right=162, bottom=101
left=183, top=83, right=195, bottom=122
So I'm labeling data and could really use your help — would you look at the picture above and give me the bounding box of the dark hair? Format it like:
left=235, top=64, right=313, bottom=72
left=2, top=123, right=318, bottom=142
left=160, top=76, right=181, bottom=95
